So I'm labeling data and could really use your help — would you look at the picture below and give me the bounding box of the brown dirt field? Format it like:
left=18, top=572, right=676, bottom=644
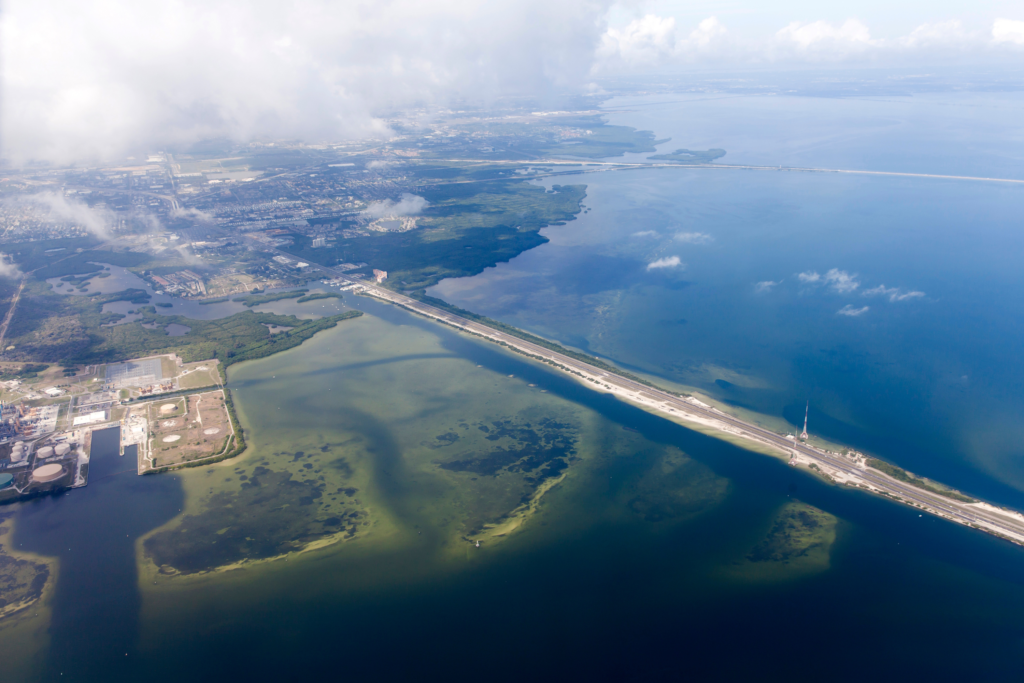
left=149, top=391, right=231, bottom=468
left=177, top=362, right=221, bottom=389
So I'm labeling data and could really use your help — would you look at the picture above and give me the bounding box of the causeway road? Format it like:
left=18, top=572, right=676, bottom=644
left=252, top=239, right=1024, bottom=546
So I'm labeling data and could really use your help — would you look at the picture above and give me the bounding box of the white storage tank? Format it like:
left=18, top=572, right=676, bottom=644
left=55, top=443, right=72, bottom=456
left=32, top=463, right=63, bottom=482
left=36, top=446, right=54, bottom=459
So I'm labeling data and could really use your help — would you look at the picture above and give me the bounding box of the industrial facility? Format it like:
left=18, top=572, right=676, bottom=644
left=0, top=428, right=90, bottom=501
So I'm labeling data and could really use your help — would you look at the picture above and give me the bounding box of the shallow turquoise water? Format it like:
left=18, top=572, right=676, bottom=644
left=10, top=298, right=1024, bottom=682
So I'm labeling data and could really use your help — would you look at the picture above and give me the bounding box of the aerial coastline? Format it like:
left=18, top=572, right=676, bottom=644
left=334, top=275, right=1024, bottom=547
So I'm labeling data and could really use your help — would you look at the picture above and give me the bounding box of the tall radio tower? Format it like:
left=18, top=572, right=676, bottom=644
left=800, top=401, right=809, bottom=441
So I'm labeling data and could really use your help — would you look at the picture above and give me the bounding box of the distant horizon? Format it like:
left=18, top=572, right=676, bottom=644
left=2, top=0, right=1022, bottom=165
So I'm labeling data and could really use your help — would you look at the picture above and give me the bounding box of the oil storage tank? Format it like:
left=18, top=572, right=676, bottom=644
left=32, top=463, right=63, bottom=483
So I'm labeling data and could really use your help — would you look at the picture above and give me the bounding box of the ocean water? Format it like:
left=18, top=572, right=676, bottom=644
left=431, top=90, right=1024, bottom=507
left=4, top=298, right=1024, bottom=682
left=4, top=89, right=1024, bottom=681
left=601, top=91, right=1024, bottom=178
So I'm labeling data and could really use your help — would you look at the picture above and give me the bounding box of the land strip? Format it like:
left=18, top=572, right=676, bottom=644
left=0, top=276, right=27, bottom=351
left=416, top=158, right=1024, bottom=186
left=281, top=250, right=1024, bottom=546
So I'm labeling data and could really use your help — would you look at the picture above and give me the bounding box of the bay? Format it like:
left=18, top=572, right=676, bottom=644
left=431, top=91, right=1024, bottom=506
left=4, top=90, right=1024, bottom=681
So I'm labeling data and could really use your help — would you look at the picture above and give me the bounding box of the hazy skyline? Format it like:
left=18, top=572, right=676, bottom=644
left=2, top=0, right=1022, bottom=165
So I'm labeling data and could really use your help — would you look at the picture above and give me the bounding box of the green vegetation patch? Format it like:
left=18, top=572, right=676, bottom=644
left=3, top=271, right=360, bottom=366
left=144, top=459, right=366, bottom=575
left=59, top=272, right=102, bottom=287
left=624, top=447, right=727, bottom=523
left=32, top=250, right=152, bottom=279
left=2, top=237, right=100, bottom=272
left=407, top=115, right=665, bottom=161
left=0, top=511, right=50, bottom=618
left=745, top=501, right=837, bottom=567
left=283, top=181, right=586, bottom=290
left=0, top=363, right=49, bottom=380
left=433, top=416, right=576, bottom=534
left=70, top=308, right=361, bottom=366
left=232, top=289, right=308, bottom=307
left=866, top=457, right=975, bottom=502
left=198, top=297, right=230, bottom=305
left=540, top=116, right=668, bottom=158
left=4, top=283, right=151, bottom=362
left=296, top=291, right=342, bottom=303
left=648, top=148, right=727, bottom=164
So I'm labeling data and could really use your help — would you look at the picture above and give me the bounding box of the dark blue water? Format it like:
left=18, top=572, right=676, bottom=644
left=431, top=92, right=1024, bottom=508
left=8, top=91, right=1024, bottom=681
left=5, top=298, right=1024, bottom=680
left=13, top=430, right=183, bottom=680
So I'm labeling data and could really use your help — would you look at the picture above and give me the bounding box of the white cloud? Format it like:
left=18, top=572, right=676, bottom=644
left=824, top=268, right=859, bottom=293
left=598, top=14, right=678, bottom=67
left=863, top=284, right=898, bottom=299
left=755, top=280, right=780, bottom=293
left=837, top=305, right=869, bottom=317
left=18, top=192, right=115, bottom=240
left=798, top=271, right=821, bottom=284
left=597, top=15, right=1024, bottom=72
left=863, top=284, right=926, bottom=302
left=172, top=207, right=214, bottom=222
left=899, top=21, right=973, bottom=49
left=775, top=19, right=874, bottom=54
left=0, top=254, right=22, bottom=280
left=647, top=255, right=683, bottom=270
left=674, top=232, right=713, bottom=244
left=361, top=193, right=429, bottom=219
left=798, top=268, right=859, bottom=292
left=5, top=3, right=1024, bottom=164
left=993, top=18, right=1024, bottom=45
left=1, top=0, right=615, bottom=165
left=632, top=230, right=658, bottom=238
left=595, top=15, right=727, bottom=70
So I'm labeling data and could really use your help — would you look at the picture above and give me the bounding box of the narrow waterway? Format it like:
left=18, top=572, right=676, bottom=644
left=14, top=428, right=183, bottom=679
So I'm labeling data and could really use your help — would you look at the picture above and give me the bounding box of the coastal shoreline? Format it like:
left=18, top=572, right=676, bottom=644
left=344, top=283, right=1024, bottom=548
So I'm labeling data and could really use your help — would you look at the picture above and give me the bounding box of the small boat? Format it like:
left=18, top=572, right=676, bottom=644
left=475, top=541, right=480, bottom=548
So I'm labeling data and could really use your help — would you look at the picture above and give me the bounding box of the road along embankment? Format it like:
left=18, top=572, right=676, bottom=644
left=258, top=235, right=1024, bottom=548
left=339, top=279, right=1024, bottom=547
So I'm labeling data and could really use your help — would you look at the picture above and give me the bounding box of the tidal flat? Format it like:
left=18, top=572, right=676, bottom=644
left=4, top=299, right=1024, bottom=681
left=729, top=501, right=839, bottom=581
left=0, top=509, right=55, bottom=681
left=133, top=301, right=798, bottom=657
left=138, top=308, right=735, bottom=581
